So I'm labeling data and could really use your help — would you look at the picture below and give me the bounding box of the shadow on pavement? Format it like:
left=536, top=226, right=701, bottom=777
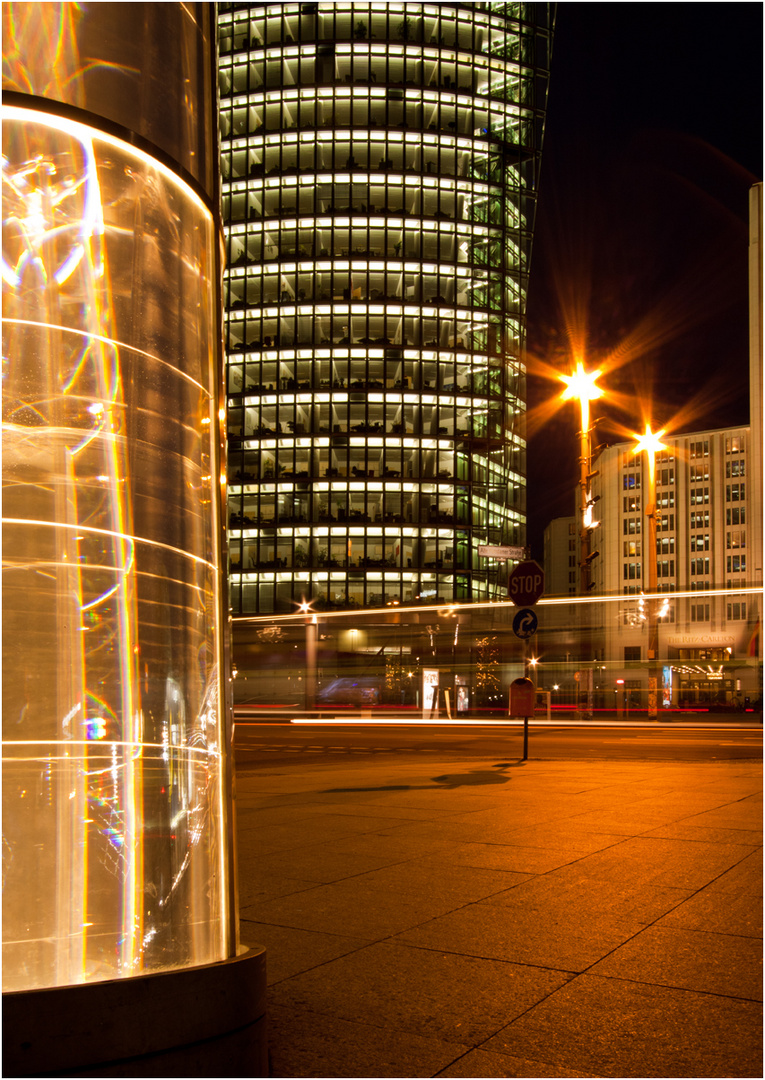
left=323, top=760, right=526, bottom=793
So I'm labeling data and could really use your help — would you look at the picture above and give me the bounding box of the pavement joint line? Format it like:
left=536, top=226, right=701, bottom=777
left=577, top=970, right=764, bottom=1005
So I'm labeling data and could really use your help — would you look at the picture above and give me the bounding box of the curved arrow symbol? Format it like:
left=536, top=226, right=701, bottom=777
left=512, top=608, right=538, bottom=639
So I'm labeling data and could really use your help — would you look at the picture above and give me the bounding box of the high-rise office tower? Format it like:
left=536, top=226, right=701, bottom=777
left=219, top=3, right=554, bottom=614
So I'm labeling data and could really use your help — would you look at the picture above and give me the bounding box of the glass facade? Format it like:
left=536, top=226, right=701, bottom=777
left=219, top=2, right=553, bottom=613
left=2, top=5, right=232, bottom=991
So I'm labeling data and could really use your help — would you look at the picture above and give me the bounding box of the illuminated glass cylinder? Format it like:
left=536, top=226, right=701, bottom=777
left=2, top=4, right=233, bottom=992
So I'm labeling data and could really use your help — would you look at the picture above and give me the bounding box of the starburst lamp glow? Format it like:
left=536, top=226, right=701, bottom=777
left=632, top=424, right=667, bottom=491
left=559, top=362, right=604, bottom=432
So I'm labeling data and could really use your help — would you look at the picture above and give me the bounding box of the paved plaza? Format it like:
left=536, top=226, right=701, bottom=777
left=236, top=754, right=762, bottom=1078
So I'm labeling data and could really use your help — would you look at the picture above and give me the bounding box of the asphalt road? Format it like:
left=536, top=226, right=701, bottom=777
left=233, top=718, right=763, bottom=766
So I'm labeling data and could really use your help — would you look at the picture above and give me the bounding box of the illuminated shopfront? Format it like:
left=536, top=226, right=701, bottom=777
left=219, top=2, right=553, bottom=613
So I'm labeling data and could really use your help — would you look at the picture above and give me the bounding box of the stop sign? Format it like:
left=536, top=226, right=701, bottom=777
left=508, top=560, right=544, bottom=606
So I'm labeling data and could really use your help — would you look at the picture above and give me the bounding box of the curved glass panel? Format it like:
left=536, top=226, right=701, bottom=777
left=2, top=2, right=217, bottom=196
left=2, top=107, right=227, bottom=991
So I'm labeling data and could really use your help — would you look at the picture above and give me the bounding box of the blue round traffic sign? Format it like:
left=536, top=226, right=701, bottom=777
left=512, top=607, right=538, bottom=639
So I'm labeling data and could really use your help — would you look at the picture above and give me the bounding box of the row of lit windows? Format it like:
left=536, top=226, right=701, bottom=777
left=231, top=574, right=502, bottom=614
left=231, top=536, right=467, bottom=571
left=223, top=173, right=518, bottom=218
left=227, top=324, right=506, bottom=356
left=226, top=235, right=511, bottom=277
left=225, top=290, right=522, bottom=321
left=219, top=45, right=536, bottom=85
left=225, top=187, right=510, bottom=228
left=228, top=448, right=520, bottom=483
left=228, top=403, right=506, bottom=439
left=219, top=7, right=537, bottom=57
left=218, top=3, right=539, bottom=31
left=226, top=299, right=508, bottom=323
left=221, top=97, right=534, bottom=142
left=228, top=488, right=524, bottom=526
left=222, top=144, right=526, bottom=185
left=226, top=348, right=508, bottom=373
left=226, top=357, right=515, bottom=393
left=222, top=99, right=534, bottom=150
left=225, top=215, right=510, bottom=251
left=226, top=269, right=520, bottom=311
left=222, top=140, right=534, bottom=188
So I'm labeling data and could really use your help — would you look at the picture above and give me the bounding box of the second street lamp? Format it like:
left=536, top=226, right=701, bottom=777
left=632, top=423, right=668, bottom=720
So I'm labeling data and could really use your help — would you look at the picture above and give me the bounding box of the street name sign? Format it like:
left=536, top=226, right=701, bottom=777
left=508, top=559, right=544, bottom=607
left=478, top=544, right=525, bottom=560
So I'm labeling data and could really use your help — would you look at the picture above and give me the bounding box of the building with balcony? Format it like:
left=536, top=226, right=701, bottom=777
left=218, top=2, right=554, bottom=613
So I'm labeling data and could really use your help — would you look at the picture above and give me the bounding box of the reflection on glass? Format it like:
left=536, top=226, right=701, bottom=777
left=2, top=108, right=227, bottom=991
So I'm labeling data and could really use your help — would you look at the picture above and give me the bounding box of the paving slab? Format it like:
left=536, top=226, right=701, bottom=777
left=477, top=869, right=692, bottom=925
left=656, top=877, right=763, bottom=938
left=391, top=886, right=688, bottom=973
left=437, top=1047, right=601, bottom=1077
left=235, top=811, right=418, bottom=853
left=268, top=940, right=573, bottom=1045
left=545, top=834, right=755, bottom=890
left=641, top=821, right=762, bottom=845
left=267, top=1002, right=471, bottom=1079
left=237, top=868, right=323, bottom=906
left=589, top=925, right=763, bottom=1000
left=239, top=923, right=371, bottom=985
left=483, top=972, right=763, bottom=1078
left=679, top=797, right=763, bottom=831
left=244, top=841, right=427, bottom=885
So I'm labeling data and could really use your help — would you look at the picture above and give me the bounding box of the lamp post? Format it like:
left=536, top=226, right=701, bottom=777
left=632, top=424, right=667, bottom=720
left=299, top=601, right=317, bottom=712
left=559, top=362, right=604, bottom=593
left=559, top=362, right=604, bottom=720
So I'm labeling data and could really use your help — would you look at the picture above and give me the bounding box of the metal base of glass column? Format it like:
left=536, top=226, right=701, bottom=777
left=2, top=944, right=267, bottom=1078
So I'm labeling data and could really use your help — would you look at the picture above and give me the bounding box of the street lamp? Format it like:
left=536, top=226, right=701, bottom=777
left=632, top=423, right=667, bottom=720
left=560, top=361, right=604, bottom=721
left=299, top=601, right=317, bottom=712
left=559, top=361, right=604, bottom=593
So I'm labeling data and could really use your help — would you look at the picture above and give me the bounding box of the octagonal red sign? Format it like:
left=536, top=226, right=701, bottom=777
left=508, top=560, right=544, bottom=606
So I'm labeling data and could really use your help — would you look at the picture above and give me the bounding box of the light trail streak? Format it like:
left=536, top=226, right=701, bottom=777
left=2, top=519, right=216, bottom=571
left=233, top=585, right=762, bottom=624
left=290, top=718, right=763, bottom=729
left=2, top=317, right=211, bottom=395
left=2, top=740, right=220, bottom=754
left=3, top=105, right=213, bottom=215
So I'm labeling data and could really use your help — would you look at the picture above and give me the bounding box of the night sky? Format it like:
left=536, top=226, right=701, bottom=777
left=525, top=2, right=763, bottom=559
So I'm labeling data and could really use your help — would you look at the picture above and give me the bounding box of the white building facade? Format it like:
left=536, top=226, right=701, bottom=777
left=590, top=426, right=761, bottom=709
